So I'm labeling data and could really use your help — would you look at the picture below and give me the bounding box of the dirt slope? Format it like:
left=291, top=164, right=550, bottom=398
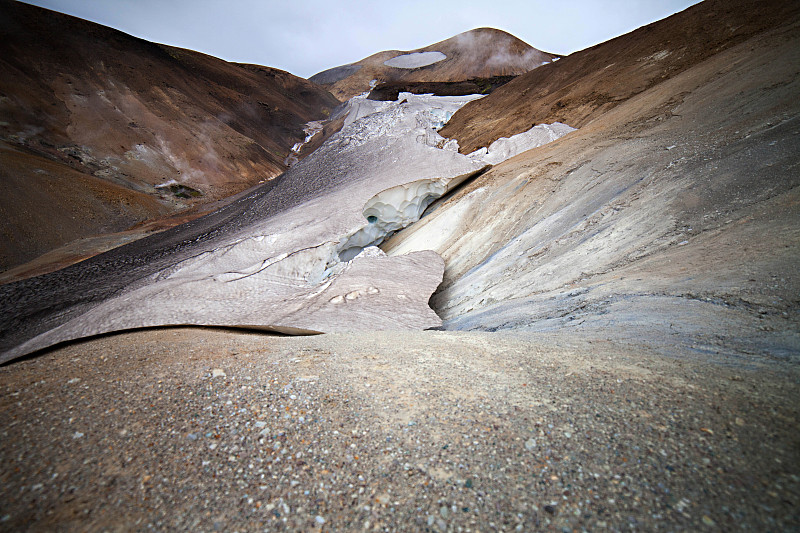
left=0, top=0, right=338, bottom=270
left=0, top=141, right=171, bottom=270
left=311, top=28, right=558, bottom=101
left=441, top=0, right=800, bottom=153
left=385, top=0, right=800, bottom=359
left=1, top=329, right=797, bottom=531
left=1, top=3, right=799, bottom=531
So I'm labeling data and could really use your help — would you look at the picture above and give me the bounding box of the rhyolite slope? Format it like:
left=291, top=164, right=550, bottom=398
left=385, top=0, right=800, bottom=360
left=311, top=28, right=558, bottom=101
left=0, top=0, right=338, bottom=270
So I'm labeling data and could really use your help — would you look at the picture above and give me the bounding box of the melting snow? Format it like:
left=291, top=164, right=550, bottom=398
left=470, top=123, right=576, bottom=165
left=384, top=51, right=447, bottom=69
left=285, top=120, right=326, bottom=167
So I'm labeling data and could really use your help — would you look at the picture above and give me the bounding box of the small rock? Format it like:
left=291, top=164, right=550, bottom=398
left=211, top=368, right=226, bottom=378
left=702, top=515, right=715, bottom=526
left=315, top=516, right=325, bottom=524
left=72, top=432, right=84, bottom=439
left=525, top=438, right=537, bottom=450
left=735, top=417, right=745, bottom=426
left=544, top=504, right=556, bottom=515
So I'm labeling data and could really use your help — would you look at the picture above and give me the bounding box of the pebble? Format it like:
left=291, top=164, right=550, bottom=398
left=211, top=369, right=226, bottom=378
left=525, top=438, right=537, bottom=450
left=315, top=516, right=325, bottom=524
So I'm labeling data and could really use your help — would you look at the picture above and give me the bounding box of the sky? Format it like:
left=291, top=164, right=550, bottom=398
left=22, top=0, right=701, bottom=79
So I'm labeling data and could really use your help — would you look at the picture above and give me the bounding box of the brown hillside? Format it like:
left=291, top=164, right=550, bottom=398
left=441, top=0, right=800, bottom=153
left=0, top=0, right=338, bottom=271
left=0, top=140, right=170, bottom=270
left=311, top=28, right=558, bottom=101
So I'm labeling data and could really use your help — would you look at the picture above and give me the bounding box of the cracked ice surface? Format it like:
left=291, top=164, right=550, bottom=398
left=0, top=92, right=489, bottom=361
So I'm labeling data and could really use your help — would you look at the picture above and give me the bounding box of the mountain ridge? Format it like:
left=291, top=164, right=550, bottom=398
left=0, top=0, right=338, bottom=271
left=311, top=27, right=558, bottom=101
left=440, top=0, right=800, bottom=152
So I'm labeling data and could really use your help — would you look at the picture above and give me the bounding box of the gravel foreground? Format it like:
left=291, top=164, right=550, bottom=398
left=1, top=328, right=798, bottom=532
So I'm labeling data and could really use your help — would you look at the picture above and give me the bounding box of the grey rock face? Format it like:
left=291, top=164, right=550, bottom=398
left=384, top=29, right=800, bottom=361
left=0, top=93, right=497, bottom=363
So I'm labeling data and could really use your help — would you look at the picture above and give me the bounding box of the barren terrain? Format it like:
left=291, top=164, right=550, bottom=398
left=1, top=0, right=798, bottom=531
left=1, top=329, right=797, bottom=531
left=0, top=0, right=338, bottom=271
left=311, top=28, right=557, bottom=101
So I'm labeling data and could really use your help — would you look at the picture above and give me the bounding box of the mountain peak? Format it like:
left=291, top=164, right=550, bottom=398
left=310, top=28, right=557, bottom=101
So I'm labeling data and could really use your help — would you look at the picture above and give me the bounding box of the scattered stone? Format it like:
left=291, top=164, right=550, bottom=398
left=211, top=368, right=226, bottom=378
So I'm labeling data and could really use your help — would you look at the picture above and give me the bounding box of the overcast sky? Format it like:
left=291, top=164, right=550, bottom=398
left=22, top=0, right=700, bottom=79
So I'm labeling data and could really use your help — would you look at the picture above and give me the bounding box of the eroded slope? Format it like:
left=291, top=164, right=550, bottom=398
left=0, top=0, right=338, bottom=270
left=311, top=28, right=558, bottom=101
left=385, top=10, right=800, bottom=359
left=440, top=0, right=800, bottom=153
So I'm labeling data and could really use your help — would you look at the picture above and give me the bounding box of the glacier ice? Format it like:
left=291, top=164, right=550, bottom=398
left=0, top=87, right=577, bottom=362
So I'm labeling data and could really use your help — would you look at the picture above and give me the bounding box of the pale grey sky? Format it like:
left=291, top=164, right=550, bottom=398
left=21, top=0, right=701, bottom=78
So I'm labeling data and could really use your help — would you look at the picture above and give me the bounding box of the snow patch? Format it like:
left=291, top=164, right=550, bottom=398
left=470, top=123, right=576, bottom=165
left=285, top=121, right=325, bottom=167
left=384, top=51, right=447, bottom=69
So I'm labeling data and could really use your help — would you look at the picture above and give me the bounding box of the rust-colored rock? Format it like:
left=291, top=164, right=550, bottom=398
left=0, top=0, right=338, bottom=271
left=311, top=28, right=558, bottom=101
left=440, top=0, right=800, bottom=153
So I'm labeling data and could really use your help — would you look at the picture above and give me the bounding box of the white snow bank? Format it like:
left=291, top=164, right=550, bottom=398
left=384, top=51, right=447, bottom=69
left=470, top=123, right=576, bottom=165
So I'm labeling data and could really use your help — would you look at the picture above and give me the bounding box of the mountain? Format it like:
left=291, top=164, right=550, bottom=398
left=0, top=0, right=338, bottom=271
left=2, top=0, right=798, bottom=364
left=387, top=0, right=800, bottom=357
left=440, top=0, right=800, bottom=153
left=2, top=1, right=800, bottom=531
left=311, top=27, right=558, bottom=101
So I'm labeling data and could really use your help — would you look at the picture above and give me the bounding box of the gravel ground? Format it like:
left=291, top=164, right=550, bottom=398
left=1, top=328, right=798, bottom=531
